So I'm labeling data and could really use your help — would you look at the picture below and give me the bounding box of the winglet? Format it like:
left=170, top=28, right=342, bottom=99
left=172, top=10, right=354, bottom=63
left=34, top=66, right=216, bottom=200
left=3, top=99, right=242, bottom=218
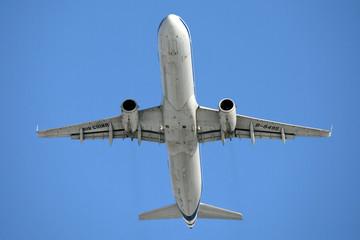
left=36, top=125, right=39, bottom=132
left=329, top=124, right=333, bottom=137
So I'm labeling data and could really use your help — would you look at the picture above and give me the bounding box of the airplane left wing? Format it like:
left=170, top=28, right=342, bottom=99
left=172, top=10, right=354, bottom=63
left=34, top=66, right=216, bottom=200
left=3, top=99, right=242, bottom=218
left=196, top=106, right=331, bottom=144
left=37, top=106, right=165, bottom=145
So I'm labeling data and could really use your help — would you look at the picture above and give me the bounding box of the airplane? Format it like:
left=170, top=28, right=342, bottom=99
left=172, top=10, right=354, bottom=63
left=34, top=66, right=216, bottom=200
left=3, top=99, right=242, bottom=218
left=37, top=14, right=331, bottom=228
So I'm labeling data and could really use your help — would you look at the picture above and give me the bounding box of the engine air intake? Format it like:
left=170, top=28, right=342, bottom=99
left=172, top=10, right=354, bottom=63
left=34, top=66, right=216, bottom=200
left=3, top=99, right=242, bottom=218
left=122, top=99, right=137, bottom=112
left=219, top=99, right=234, bottom=111
left=121, top=99, right=139, bottom=132
left=218, top=98, right=237, bottom=133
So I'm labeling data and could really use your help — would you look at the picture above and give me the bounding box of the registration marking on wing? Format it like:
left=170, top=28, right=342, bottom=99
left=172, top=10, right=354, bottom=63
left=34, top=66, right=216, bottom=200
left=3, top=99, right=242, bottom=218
left=254, top=123, right=280, bottom=131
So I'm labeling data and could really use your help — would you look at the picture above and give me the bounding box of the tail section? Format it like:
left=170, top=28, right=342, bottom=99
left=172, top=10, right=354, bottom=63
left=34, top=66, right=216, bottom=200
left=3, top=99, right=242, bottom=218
left=139, top=203, right=242, bottom=222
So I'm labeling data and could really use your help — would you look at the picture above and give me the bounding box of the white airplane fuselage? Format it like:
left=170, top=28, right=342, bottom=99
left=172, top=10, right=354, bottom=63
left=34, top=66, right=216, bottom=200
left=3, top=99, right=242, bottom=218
left=158, top=14, right=201, bottom=227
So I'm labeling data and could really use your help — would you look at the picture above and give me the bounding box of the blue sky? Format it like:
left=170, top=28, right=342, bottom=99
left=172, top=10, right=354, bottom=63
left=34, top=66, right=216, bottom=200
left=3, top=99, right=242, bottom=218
left=1, top=0, right=359, bottom=239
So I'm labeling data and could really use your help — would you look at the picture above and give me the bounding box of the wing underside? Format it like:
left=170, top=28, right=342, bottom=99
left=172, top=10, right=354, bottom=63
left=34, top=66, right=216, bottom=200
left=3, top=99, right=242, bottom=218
left=37, top=106, right=165, bottom=144
left=38, top=105, right=331, bottom=145
left=196, top=106, right=331, bottom=144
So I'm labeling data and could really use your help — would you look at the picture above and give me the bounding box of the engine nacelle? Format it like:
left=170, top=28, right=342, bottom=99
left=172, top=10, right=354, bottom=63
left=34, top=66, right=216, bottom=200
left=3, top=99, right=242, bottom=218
left=121, top=99, right=139, bottom=132
left=218, top=98, right=237, bottom=132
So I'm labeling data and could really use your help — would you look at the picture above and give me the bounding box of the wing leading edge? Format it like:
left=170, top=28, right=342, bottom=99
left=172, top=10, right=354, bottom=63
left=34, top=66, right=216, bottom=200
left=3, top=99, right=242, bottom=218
left=196, top=106, right=331, bottom=144
left=37, top=106, right=165, bottom=145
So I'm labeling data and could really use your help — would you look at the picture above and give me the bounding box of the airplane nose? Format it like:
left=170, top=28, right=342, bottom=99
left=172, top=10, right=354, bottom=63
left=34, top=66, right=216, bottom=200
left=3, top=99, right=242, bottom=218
left=164, top=14, right=180, bottom=24
left=158, top=14, right=180, bottom=32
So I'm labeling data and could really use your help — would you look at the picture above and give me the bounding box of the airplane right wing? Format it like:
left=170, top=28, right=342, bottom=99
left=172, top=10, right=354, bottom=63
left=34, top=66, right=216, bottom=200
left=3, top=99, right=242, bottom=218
left=196, top=106, right=331, bottom=144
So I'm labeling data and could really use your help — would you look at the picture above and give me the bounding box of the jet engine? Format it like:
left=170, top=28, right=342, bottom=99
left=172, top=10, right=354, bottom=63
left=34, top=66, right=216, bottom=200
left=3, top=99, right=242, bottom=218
left=218, top=98, right=237, bottom=132
left=121, top=99, right=139, bottom=132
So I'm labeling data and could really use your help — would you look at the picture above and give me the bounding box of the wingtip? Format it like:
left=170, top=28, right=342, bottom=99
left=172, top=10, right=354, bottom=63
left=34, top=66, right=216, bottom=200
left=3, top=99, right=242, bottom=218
left=329, top=124, right=333, bottom=137
left=36, top=125, right=43, bottom=138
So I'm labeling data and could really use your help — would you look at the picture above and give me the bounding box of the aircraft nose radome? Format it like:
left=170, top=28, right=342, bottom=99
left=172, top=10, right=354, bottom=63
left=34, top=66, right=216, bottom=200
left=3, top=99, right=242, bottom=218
left=165, top=14, right=180, bottom=22
left=159, top=14, right=181, bottom=30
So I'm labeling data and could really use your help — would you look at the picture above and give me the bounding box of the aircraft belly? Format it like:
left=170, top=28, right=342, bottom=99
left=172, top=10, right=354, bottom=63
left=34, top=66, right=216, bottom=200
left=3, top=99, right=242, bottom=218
left=159, top=14, right=202, bottom=224
left=168, top=145, right=201, bottom=217
left=164, top=96, right=201, bottom=218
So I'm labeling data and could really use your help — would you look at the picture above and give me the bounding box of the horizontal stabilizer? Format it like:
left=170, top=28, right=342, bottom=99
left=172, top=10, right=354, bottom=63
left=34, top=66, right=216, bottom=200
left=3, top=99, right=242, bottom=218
left=139, top=204, right=182, bottom=220
left=198, top=203, right=243, bottom=220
